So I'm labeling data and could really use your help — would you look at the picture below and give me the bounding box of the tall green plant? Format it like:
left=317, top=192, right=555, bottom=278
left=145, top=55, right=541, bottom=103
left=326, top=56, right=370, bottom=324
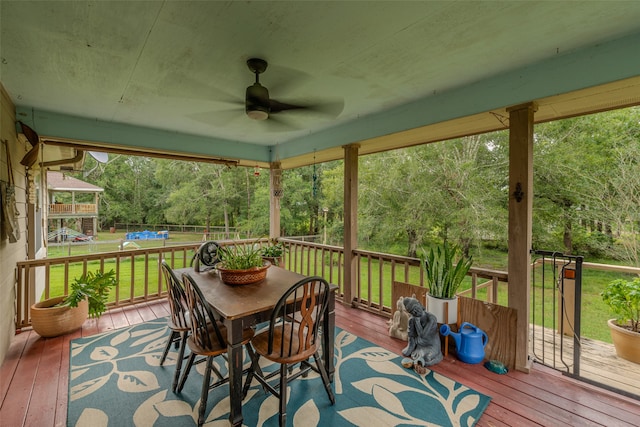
left=421, top=242, right=472, bottom=299
left=216, top=243, right=264, bottom=270
left=60, top=269, right=118, bottom=318
left=601, top=277, right=640, bottom=333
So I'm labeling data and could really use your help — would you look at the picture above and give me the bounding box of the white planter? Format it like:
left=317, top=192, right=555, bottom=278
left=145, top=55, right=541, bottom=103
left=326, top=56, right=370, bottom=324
left=426, top=294, right=458, bottom=324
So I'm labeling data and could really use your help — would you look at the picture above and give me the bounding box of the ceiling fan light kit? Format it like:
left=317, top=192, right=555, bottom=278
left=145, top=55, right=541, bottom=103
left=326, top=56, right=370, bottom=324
left=245, top=83, right=270, bottom=120
left=245, top=58, right=270, bottom=120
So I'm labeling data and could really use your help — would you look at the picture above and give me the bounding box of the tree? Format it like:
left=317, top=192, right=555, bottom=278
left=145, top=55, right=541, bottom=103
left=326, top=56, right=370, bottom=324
left=87, top=155, right=163, bottom=228
left=532, top=109, right=638, bottom=256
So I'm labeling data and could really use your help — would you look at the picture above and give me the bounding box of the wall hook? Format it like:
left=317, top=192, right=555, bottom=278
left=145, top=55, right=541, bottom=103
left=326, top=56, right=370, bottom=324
left=513, top=182, right=524, bottom=202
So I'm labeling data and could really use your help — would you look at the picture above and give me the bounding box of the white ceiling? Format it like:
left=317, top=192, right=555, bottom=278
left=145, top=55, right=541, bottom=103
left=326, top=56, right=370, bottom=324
left=2, top=1, right=640, bottom=167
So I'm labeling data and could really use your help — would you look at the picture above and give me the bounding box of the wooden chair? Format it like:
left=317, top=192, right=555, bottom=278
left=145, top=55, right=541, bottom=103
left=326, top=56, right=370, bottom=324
left=243, top=276, right=335, bottom=427
left=177, top=272, right=255, bottom=427
left=159, top=260, right=191, bottom=392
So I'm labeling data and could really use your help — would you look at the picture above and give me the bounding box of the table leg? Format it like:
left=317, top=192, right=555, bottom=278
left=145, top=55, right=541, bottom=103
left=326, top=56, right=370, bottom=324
left=227, top=319, right=244, bottom=427
left=323, top=291, right=336, bottom=381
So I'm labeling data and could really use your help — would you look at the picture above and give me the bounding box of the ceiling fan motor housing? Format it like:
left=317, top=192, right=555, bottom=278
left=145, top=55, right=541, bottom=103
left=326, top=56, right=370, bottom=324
left=246, top=83, right=270, bottom=120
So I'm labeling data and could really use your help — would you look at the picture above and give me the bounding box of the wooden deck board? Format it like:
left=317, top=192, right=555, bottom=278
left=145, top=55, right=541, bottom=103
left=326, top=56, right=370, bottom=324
left=2, top=299, right=639, bottom=427
left=531, top=325, right=640, bottom=397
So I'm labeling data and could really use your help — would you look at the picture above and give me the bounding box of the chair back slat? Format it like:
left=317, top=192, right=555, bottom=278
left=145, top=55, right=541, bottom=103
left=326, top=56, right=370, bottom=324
left=182, top=273, right=226, bottom=351
left=161, top=260, right=189, bottom=330
left=268, top=276, right=330, bottom=358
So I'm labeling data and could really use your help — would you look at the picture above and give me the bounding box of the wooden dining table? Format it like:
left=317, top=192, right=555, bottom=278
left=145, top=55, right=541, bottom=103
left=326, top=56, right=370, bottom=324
left=175, top=266, right=337, bottom=427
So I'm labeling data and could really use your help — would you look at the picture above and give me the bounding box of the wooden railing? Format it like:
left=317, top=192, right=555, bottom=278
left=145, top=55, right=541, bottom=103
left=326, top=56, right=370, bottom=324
left=48, top=203, right=97, bottom=215
left=15, top=238, right=509, bottom=329
left=15, top=243, right=199, bottom=330
left=280, top=238, right=509, bottom=318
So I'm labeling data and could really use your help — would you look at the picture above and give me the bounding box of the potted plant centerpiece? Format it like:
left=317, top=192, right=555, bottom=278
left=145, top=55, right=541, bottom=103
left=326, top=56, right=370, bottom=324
left=30, top=269, right=118, bottom=337
left=421, top=242, right=473, bottom=324
left=260, top=240, right=284, bottom=268
left=216, top=242, right=271, bottom=285
left=601, top=277, right=640, bottom=364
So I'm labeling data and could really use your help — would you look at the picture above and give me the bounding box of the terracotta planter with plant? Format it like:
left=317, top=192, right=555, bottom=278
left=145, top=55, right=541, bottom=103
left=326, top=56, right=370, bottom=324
left=421, top=242, right=473, bottom=324
left=260, top=240, right=284, bottom=268
left=601, top=277, right=640, bottom=364
left=30, top=269, right=118, bottom=338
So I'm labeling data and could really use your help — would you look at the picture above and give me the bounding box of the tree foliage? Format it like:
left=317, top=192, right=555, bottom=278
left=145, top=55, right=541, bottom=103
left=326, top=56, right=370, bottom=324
left=70, top=107, right=640, bottom=266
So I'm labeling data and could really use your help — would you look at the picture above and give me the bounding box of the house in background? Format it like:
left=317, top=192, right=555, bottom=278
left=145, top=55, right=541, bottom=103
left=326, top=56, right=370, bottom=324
left=46, top=171, right=103, bottom=241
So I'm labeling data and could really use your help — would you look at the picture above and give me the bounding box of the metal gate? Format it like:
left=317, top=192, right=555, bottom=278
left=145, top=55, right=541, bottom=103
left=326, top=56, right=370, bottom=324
left=530, top=250, right=583, bottom=376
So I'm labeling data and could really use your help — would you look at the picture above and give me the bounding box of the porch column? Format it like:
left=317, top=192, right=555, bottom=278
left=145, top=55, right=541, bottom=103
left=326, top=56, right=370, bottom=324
left=269, top=162, right=282, bottom=239
left=343, top=144, right=359, bottom=305
left=507, top=102, right=536, bottom=373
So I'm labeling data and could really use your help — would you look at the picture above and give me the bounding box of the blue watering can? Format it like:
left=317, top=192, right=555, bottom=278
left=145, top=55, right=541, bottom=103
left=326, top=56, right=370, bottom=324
left=440, top=322, right=488, bottom=364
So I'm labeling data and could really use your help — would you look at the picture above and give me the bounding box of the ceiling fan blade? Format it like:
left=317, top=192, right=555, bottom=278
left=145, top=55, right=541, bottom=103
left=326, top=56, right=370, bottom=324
left=270, top=98, right=345, bottom=118
left=303, top=99, right=345, bottom=118
left=265, top=65, right=312, bottom=97
left=269, top=99, right=307, bottom=113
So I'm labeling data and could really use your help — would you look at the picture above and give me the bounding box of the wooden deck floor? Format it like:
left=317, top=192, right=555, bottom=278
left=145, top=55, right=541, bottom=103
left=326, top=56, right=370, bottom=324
left=2, top=300, right=639, bottom=426
left=531, top=324, right=640, bottom=398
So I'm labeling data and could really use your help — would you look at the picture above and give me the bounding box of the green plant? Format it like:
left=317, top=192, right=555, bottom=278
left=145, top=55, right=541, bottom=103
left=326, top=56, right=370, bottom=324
left=260, top=241, right=284, bottom=258
left=421, top=242, right=473, bottom=299
left=217, top=243, right=265, bottom=270
left=59, top=269, right=118, bottom=318
left=601, top=277, right=640, bottom=333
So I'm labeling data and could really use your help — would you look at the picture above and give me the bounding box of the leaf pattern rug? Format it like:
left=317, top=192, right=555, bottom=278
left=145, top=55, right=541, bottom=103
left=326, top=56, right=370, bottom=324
left=68, top=318, right=490, bottom=426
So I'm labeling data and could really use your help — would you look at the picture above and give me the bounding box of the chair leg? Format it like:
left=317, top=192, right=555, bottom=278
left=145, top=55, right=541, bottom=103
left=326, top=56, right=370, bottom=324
left=160, top=330, right=178, bottom=365
left=172, top=331, right=189, bottom=392
left=314, top=351, right=336, bottom=405
left=278, top=363, right=288, bottom=427
left=176, top=353, right=196, bottom=393
left=242, top=350, right=258, bottom=398
left=197, top=357, right=213, bottom=427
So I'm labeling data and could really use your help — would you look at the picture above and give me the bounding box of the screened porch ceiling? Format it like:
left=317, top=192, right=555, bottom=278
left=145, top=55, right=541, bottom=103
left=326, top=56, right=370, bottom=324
left=2, top=1, right=640, bottom=169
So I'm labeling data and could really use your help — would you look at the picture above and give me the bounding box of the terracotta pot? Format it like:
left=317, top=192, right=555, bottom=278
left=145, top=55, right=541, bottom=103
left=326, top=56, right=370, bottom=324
left=608, top=319, right=640, bottom=364
left=30, top=296, right=88, bottom=338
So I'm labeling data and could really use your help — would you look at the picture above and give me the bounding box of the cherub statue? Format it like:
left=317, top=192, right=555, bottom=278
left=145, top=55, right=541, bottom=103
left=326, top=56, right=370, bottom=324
left=401, top=297, right=443, bottom=371
left=388, top=296, right=409, bottom=340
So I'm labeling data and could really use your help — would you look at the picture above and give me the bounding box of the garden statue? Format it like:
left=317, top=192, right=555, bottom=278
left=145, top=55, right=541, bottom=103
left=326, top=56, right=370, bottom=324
left=388, top=296, right=409, bottom=340
left=401, top=297, right=443, bottom=372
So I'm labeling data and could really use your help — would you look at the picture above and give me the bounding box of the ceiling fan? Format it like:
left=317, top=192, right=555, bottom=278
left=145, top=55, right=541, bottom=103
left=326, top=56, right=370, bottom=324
left=243, top=58, right=342, bottom=123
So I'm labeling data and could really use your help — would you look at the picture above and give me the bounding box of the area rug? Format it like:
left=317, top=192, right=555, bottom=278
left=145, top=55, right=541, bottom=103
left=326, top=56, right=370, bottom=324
left=68, top=319, right=490, bottom=426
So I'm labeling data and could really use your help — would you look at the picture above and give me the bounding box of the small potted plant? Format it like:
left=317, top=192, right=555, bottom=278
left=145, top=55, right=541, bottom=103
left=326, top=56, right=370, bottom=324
left=421, top=242, right=472, bottom=324
left=216, top=243, right=271, bottom=285
left=260, top=240, right=284, bottom=268
left=30, top=269, right=118, bottom=337
left=601, top=277, right=640, bottom=364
